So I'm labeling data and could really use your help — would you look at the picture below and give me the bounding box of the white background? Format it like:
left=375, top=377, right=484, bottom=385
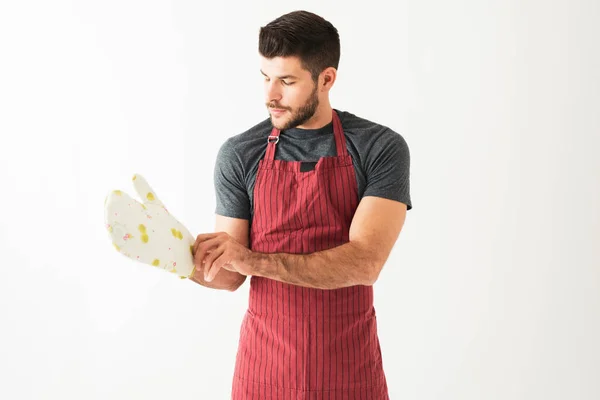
left=1, top=0, right=599, bottom=399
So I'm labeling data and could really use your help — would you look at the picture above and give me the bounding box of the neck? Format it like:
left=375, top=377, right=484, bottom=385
left=296, top=102, right=333, bottom=130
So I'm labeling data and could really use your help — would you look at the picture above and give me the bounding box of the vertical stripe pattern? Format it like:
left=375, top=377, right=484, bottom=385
left=231, top=111, right=389, bottom=399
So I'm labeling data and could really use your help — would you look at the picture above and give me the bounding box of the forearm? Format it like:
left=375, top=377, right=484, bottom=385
left=250, top=241, right=380, bottom=290
left=189, top=266, right=245, bottom=291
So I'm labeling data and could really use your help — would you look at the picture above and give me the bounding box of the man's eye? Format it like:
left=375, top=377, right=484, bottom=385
left=282, top=80, right=294, bottom=86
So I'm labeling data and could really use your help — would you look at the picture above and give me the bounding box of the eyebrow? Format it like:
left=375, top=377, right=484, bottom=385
left=260, top=69, right=298, bottom=80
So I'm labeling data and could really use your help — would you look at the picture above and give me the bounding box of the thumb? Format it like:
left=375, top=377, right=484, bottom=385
left=132, top=173, right=164, bottom=207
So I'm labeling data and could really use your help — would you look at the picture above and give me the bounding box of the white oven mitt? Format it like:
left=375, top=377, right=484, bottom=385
left=104, top=174, right=197, bottom=279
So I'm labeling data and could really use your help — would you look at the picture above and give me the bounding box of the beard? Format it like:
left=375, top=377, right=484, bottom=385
left=267, top=84, right=319, bottom=130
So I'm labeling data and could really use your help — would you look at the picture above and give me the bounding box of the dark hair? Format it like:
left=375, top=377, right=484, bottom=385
left=259, top=10, right=340, bottom=82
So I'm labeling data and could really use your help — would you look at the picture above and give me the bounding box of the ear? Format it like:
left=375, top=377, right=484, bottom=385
left=320, top=67, right=337, bottom=90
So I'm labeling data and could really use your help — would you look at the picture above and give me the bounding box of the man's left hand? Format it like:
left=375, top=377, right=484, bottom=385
left=193, top=232, right=254, bottom=282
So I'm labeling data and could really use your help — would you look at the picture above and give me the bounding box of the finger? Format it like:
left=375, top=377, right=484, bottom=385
left=190, top=262, right=204, bottom=281
left=194, top=236, right=220, bottom=260
left=204, top=245, right=226, bottom=282
left=193, top=236, right=222, bottom=268
left=131, top=173, right=164, bottom=207
left=193, top=233, right=221, bottom=254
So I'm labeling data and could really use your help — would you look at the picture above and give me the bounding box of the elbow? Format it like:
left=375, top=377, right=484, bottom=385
left=364, top=261, right=384, bottom=286
left=351, top=243, right=385, bottom=286
left=365, top=271, right=380, bottom=286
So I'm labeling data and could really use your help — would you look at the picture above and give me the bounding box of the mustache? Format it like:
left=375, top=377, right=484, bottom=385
left=267, top=102, right=290, bottom=110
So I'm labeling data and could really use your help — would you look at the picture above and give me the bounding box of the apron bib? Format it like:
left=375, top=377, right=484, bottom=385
left=231, top=110, right=389, bottom=399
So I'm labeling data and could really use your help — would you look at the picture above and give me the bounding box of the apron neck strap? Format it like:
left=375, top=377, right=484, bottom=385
left=265, top=109, right=347, bottom=161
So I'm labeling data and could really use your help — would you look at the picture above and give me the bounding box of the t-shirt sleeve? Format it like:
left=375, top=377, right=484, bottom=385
left=362, top=129, right=412, bottom=210
left=213, top=138, right=251, bottom=219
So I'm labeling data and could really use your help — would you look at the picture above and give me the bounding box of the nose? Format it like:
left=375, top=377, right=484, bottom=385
left=265, top=81, right=282, bottom=105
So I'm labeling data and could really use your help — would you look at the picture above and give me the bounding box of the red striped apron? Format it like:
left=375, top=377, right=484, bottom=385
left=231, top=110, right=389, bottom=399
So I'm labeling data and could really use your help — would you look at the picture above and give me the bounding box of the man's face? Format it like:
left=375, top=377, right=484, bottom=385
left=261, top=56, right=319, bottom=130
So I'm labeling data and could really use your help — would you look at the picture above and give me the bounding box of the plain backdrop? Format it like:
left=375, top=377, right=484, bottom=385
left=1, top=0, right=598, bottom=399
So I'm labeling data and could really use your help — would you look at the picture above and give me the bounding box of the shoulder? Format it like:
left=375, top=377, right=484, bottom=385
left=220, top=117, right=273, bottom=155
left=215, top=118, right=272, bottom=180
left=336, top=109, right=410, bottom=156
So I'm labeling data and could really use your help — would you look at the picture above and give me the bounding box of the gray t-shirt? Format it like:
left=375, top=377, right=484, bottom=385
left=214, top=109, right=412, bottom=224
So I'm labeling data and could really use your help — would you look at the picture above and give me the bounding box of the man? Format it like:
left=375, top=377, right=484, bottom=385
left=191, top=10, right=412, bottom=399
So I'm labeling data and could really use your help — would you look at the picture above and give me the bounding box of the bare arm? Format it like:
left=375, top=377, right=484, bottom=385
left=190, top=215, right=248, bottom=291
left=249, top=196, right=407, bottom=289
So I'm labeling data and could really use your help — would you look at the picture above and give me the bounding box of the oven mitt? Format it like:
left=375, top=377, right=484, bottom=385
left=104, top=173, right=196, bottom=279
